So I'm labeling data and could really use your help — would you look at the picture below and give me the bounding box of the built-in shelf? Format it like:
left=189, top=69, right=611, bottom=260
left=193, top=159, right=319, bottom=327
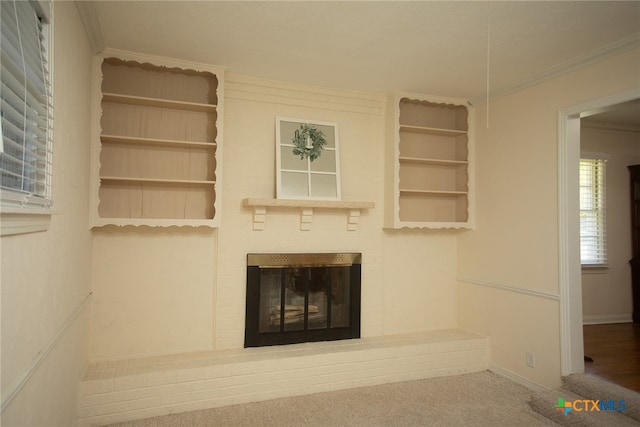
left=90, top=50, right=225, bottom=228
left=399, top=189, right=468, bottom=195
left=102, top=92, right=217, bottom=113
left=399, top=125, right=467, bottom=137
left=242, top=198, right=374, bottom=231
left=101, top=134, right=216, bottom=148
left=100, top=177, right=216, bottom=186
left=385, top=92, right=474, bottom=229
left=399, top=157, right=468, bottom=166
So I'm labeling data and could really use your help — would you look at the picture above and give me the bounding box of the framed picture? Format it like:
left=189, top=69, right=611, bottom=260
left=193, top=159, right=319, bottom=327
left=275, top=117, right=341, bottom=200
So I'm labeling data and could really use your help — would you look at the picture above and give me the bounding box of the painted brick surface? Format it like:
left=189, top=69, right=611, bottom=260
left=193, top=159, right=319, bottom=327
left=78, top=330, right=487, bottom=426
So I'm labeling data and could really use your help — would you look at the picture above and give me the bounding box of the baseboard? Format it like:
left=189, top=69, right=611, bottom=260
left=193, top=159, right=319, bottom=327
left=489, top=363, right=548, bottom=392
left=582, top=314, right=632, bottom=325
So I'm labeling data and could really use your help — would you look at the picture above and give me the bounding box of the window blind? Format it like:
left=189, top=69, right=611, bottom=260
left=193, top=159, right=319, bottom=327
left=579, top=158, right=607, bottom=266
left=0, top=0, right=52, bottom=209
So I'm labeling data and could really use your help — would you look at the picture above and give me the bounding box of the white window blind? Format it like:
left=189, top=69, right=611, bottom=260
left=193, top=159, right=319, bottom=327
left=579, top=157, right=607, bottom=266
left=1, top=0, right=52, bottom=210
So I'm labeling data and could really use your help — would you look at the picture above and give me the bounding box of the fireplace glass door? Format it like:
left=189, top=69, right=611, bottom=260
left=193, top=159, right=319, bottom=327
left=245, top=253, right=361, bottom=347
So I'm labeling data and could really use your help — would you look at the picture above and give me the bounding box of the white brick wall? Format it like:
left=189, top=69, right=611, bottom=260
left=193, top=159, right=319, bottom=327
left=214, top=76, right=388, bottom=349
left=78, top=330, right=488, bottom=426
left=89, top=74, right=460, bottom=364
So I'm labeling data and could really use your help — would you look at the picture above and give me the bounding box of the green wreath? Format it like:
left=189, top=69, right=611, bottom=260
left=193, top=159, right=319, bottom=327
left=291, top=123, right=327, bottom=161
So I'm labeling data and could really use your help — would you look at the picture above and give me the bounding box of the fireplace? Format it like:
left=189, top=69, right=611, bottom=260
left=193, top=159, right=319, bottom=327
left=245, top=253, right=361, bottom=347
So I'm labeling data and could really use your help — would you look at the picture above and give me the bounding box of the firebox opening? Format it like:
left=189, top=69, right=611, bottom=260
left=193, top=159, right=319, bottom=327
left=245, top=253, right=361, bottom=347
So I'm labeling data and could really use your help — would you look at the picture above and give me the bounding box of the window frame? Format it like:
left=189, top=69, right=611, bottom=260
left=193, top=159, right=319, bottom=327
left=0, top=0, right=53, bottom=236
left=275, top=117, right=342, bottom=201
left=579, top=154, right=608, bottom=270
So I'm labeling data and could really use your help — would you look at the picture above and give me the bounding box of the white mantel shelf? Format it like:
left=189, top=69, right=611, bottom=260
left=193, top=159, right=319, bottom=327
left=242, top=198, right=374, bottom=231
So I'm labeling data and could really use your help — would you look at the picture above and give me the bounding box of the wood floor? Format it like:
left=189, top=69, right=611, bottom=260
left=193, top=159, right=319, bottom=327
left=583, top=322, right=640, bottom=392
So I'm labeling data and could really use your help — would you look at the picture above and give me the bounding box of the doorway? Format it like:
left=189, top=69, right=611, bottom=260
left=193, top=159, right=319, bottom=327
left=559, top=88, right=640, bottom=376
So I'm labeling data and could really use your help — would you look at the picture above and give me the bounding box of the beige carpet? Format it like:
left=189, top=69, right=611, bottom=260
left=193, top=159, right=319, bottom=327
left=562, top=374, right=640, bottom=422
left=530, top=373, right=640, bottom=426
left=104, top=371, right=559, bottom=427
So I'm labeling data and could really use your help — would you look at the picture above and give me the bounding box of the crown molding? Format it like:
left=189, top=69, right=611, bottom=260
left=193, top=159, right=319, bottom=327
left=581, top=120, right=640, bottom=135
left=472, top=33, right=640, bottom=105
left=76, top=1, right=104, bottom=54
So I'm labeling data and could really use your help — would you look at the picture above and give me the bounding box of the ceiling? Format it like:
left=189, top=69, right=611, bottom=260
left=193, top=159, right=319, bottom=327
left=582, top=99, right=640, bottom=130
left=86, top=1, right=640, bottom=123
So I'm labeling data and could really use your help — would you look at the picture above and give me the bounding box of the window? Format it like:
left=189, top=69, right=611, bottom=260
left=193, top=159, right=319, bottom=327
left=275, top=117, right=341, bottom=201
left=1, top=0, right=52, bottom=235
left=579, top=157, right=607, bottom=267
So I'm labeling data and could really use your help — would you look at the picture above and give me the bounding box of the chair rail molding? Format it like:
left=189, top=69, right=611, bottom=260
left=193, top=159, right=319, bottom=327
left=1, top=292, right=93, bottom=411
left=456, top=276, right=560, bottom=301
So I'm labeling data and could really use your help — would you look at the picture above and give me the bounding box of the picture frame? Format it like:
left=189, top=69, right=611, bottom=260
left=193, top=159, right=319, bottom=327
left=275, top=117, right=341, bottom=200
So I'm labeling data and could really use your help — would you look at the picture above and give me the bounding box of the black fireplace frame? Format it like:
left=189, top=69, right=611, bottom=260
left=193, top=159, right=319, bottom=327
left=245, top=253, right=361, bottom=347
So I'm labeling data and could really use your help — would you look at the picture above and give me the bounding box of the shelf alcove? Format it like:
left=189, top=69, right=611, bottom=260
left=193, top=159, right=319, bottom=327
left=385, top=92, right=474, bottom=229
left=90, top=50, right=225, bottom=228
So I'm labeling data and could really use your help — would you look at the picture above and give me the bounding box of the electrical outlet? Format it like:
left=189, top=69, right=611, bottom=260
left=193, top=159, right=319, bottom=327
left=526, top=351, right=536, bottom=368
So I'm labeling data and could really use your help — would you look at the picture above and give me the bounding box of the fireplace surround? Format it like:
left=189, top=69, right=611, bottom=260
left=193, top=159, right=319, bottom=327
left=245, top=253, right=361, bottom=347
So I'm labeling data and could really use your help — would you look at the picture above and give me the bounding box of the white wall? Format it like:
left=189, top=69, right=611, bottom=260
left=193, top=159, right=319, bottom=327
left=90, top=228, right=217, bottom=358
left=581, top=125, right=640, bottom=324
left=0, top=5, right=634, bottom=421
left=85, top=22, right=639, bottom=394
left=457, top=46, right=640, bottom=389
left=0, top=2, right=93, bottom=425
left=89, top=74, right=461, bottom=358
left=382, top=231, right=458, bottom=335
left=215, top=75, right=460, bottom=349
left=214, top=76, right=387, bottom=349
